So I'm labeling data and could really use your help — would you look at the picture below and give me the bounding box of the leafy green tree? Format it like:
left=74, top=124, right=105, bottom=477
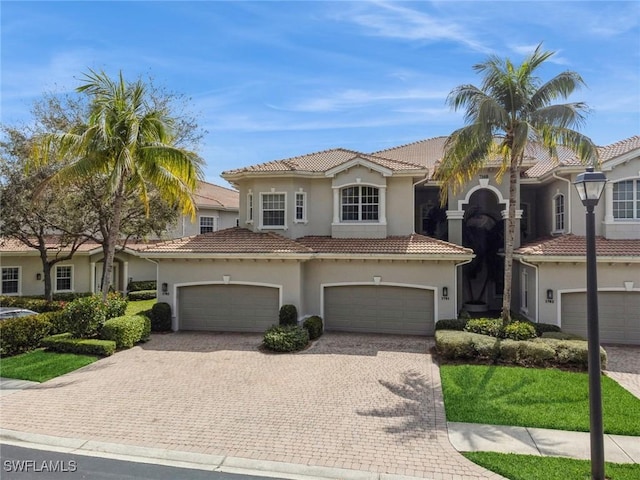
left=32, top=70, right=203, bottom=299
left=436, top=44, right=598, bottom=324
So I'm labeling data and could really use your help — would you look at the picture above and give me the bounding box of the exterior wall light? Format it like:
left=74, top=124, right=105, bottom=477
left=161, top=282, right=169, bottom=295
left=442, top=286, right=449, bottom=298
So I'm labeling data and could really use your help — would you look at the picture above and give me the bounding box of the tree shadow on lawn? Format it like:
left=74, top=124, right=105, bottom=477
left=356, top=370, right=442, bottom=442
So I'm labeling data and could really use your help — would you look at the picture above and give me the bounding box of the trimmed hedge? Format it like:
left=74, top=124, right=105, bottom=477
left=435, top=330, right=607, bottom=370
left=42, top=333, right=115, bottom=357
left=39, top=310, right=70, bottom=335
left=435, top=318, right=468, bottom=331
left=465, top=318, right=503, bottom=337
left=502, top=321, right=537, bottom=341
left=263, top=325, right=309, bottom=352
left=303, top=315, right=323, bottom=340
left=64, top=295, right=107, bottom=338
left=0, top=296, right=65, bottom=313
left=127, top=290, right=156, bottom=301
left=100, top=315, right=149, bottom=349
left=127, top=280, right=157, bottom=292
left=150, top=302, right=172, bottom=331
left=279, top=304, right=298, bottom=326
left=0, top=314, right=52, bottom=356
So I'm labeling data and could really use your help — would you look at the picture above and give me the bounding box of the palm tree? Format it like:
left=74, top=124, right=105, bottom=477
left=435, top=44, right=598, bottom=324
left=33, top=70, right=203, bottom=299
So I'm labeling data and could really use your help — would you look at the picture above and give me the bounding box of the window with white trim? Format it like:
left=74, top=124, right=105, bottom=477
left=341, top=186, right=379, bottom=221
left=521, top=269, right=529, bottom=313
left=247, top=192, right=254, bottom=223
left=295, top=192, right=307, bottom=223
left=553, top=194, right=565, bottom=232
left=55, top=265, right=73, bottom=292
left=1, top=267, right=19, bottom=295
left=613, top=179, right=640, bottom=220
left=199, top=216, right=218, bottom=234
left=261, top=193, right=286, bottom=228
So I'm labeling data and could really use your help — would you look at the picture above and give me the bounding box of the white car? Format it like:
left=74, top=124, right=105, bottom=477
left=0, top=307, right=39, bottom=320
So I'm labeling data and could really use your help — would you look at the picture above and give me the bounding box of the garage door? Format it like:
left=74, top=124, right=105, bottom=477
left=561, top=291, right=640, bottom=345
left=178, top=284, right=279, bottom=332
left=324, top=285, right=434, bottom=335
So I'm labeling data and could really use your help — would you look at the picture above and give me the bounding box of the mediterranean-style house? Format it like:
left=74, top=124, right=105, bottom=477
left=2, top=137, right=639, bottom=344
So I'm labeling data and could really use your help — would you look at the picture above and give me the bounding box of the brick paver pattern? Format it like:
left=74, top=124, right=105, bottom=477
left=0, top=333, right=503, bottom=479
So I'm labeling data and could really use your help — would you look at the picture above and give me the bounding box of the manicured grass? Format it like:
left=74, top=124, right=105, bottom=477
left=0, top=349, right=98, bottom=382
left=464, top=452, right=640, bottom=480
left=125, top=298, right=156, bottom=316
left=440, top=364, right=640, bottom=436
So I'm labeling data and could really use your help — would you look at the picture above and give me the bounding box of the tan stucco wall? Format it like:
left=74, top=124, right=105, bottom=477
left=155, top=258, right=305, bottom=323
left=525, top=261, right=640, bottom=325
left=165, top=208, right=239, bottom=238
left=301, top=259, right=459, bottom=320
left=602, top=157, right=640, bottom=239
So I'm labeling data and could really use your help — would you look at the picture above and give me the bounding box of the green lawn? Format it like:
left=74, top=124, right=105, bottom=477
left=464, top=452, right=640, bottom=480
left=0, top=349, right=98, bottom=382
left=440, top=364, right=640, bottom=436
left=125, top=298, right=156, bottom=316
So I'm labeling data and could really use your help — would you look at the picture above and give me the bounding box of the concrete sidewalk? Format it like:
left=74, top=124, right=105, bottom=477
left=448, top=422, right=639, bottom=464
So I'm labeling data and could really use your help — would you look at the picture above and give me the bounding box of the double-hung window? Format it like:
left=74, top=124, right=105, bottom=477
left=553, top=194, right=565, bottom=232
left=55, top=265, right=73, bottom=292
left=261, top=193, right=286, bottom=228
left=199, top=216, right=217, bottom=234
left=341, top=186, right=379, bottom=221
left=613, top=179, right=640, bottom=220
left=1, top=267, right=19, bottom=295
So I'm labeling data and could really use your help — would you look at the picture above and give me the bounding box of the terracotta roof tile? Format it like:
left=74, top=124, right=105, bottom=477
left=515, top=234, right=640, bottom=257
left=222, top=148, right=424, bottom=176
left=373, top=136, right=448, bottom=171
left=598, top=135, right=640, bottom=162
left=297, top=234, right=473, bottom=255
left=194, top=181, right=239, bottom=209
left=141, top=227, right=313, bottom=254
left=0, top=236, right=160, bottom=253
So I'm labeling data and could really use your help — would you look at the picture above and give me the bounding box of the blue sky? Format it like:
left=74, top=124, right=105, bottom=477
left=2, top=1, right=639, bottom=186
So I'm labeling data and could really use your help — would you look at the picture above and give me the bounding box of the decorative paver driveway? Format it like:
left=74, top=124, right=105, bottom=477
left=0, top=332, right=500, bottom=479
left=604, top=345, right=640, bottom=399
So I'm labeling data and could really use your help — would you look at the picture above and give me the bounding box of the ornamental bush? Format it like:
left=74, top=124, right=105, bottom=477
left=105, top=292, right=128, bottom=320
left=127, top=290, right=156, bottom=301
left=100, top=315, right=149, bottom=349
left=464, top=318, right=503, bottom=337
left=435, top=319, right=468, bottom=331
left=39, top=310, right=70, bottom=335
left=127, top=280, right=157, bottom=292
left=42, top=333, right=115, bottom=356
left=303, top=315, right=323, bottom=340
left=278, top=304, right=298, bottom=326
left=502, top=321, right=537, bottom=341
left=150, top=302, right=172, bottom=331
left=0, top=296, right=65, bottom=313
left=263, top=325, right=309, bottom=352
left=64, top=295, right=107, bottom=338
left=0, top=314, right=52, bottom=356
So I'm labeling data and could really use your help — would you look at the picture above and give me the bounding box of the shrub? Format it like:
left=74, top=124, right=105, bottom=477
left=303, top=315, right=323, bottom=340
left=464, top=318, right=503, bottom=337
left=141, top=315, right=151, bottom=342
left=42, top=333, right=115, bottom=356
left=435, top=330, right=477, bottom=360
left=263, top=325, right=309, bottom=352
left=435, top=319, right=468, bottom=331
left=279, top=304, right=298, bottom=326
left=100, top=315, right=149, bottom=349
left=502, top=321, right=537, bottom=341
left=533, top=322, right=562, bottom=336
left=127, top=290, right=156, bottom=301
left=150, top=302, right=172, bottom=331
left=541, top=331, right=583, bottom=340
left=0, top=314, right=52, bottom=356
left=105, top=292, right=128, bottom=320
left=0, top=296, right=65, bottom=313
left=550, top=339, right=607, bottom=370
left=127, top=280, right=157, bottom=292
left=64, top=295, right=107, bottom=338
left=39, top=310, right=70, bottom=335
left=498, top=340, right=556, bottom=367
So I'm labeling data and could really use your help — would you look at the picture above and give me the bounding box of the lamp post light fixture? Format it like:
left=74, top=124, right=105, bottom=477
left=573, top=166, right=607, bottom=480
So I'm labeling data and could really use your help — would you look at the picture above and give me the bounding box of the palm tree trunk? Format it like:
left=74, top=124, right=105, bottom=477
left=100, top=180, right=126, bottom=300
left=501, top=157, right=519, bottom=324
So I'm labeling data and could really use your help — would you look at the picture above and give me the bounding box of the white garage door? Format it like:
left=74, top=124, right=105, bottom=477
left=324, top=285, right=434, bottom=335
left=178, top=284, right=279, bottom=332
left=561, top=291, right=640, bottom=345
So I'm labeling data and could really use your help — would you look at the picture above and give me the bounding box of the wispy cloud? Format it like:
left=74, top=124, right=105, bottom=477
left=331, top=1, right=492, bottom=54
left=509, top=44, right=570, bottom=66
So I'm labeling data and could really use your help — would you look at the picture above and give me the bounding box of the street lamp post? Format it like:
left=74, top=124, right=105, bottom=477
left=573, top=166, right=607, bottom=480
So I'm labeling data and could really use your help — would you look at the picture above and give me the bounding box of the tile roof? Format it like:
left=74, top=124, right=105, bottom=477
left=373, top=137, right=448, bottom=170
left=194, top=181, right=239, bottom=209
left=0, top=236, right=159, bottom=253
left=297, top=234, right=473, bottom=255
left=515, top=234, right=640, bottom=258
left=598, top=135, right=640, bottom=162
left=222, top=148, right=425, bottom=176
left=140, top=228, right=313, bottom=254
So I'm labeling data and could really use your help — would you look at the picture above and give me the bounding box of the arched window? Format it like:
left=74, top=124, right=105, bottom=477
left=341, top=186, right=379, bottom=221
left=553, top=194, right=565, bottom=233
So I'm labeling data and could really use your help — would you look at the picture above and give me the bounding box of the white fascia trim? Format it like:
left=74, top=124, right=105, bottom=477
left=325, top=158, right=394, bottom=178
left=312, top=253, right=473, bottom=261
left=141, top=253, right=313, bottom=260
left=515, top=255, right=640, bottom=264
left=601, top=149, right=640, bottom=171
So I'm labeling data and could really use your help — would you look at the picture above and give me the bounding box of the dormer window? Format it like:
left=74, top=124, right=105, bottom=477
left=341, top=186, right=379, bottom=221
